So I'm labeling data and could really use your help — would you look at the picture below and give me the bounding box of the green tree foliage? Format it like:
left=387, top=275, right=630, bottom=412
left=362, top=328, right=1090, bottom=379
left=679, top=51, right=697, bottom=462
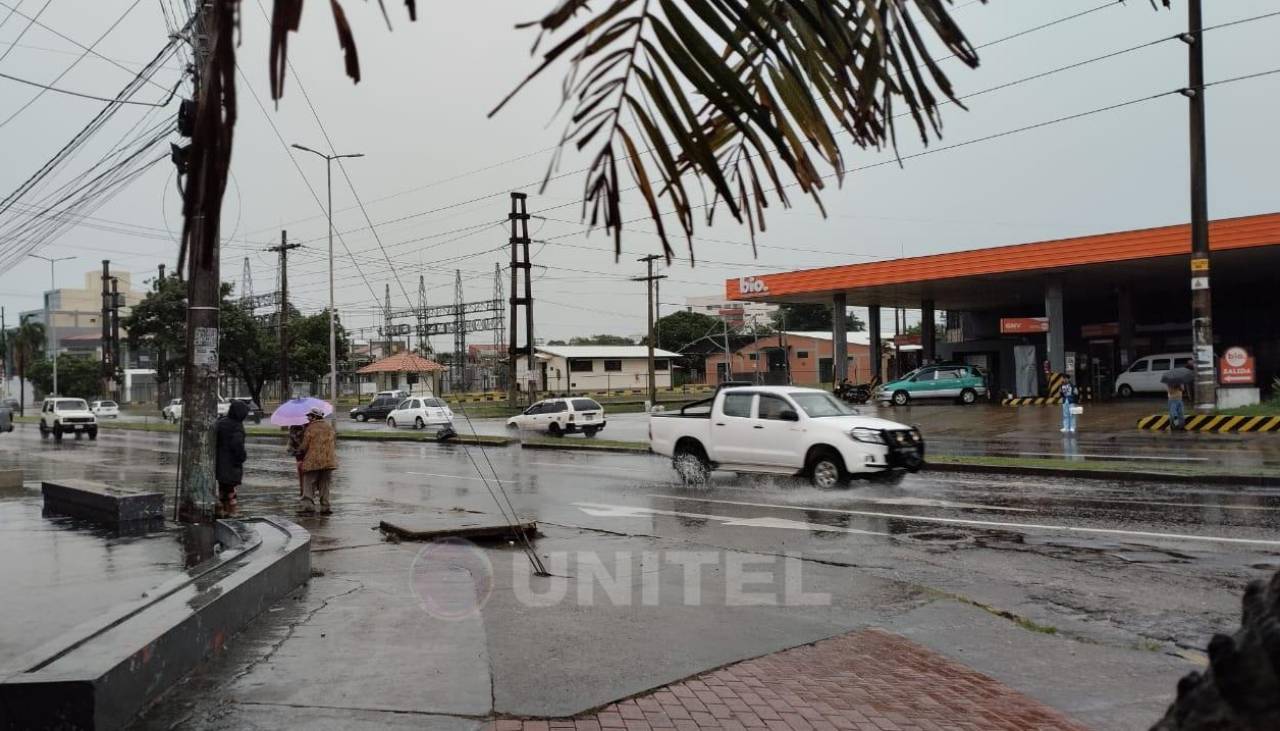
left=653, top=310, right=723, bottom=354
left=126, top=274, right=349, bottom=405
left=770, top=304, right=865, bottom=332
left=10, top=319, right=44, bottom=415
left=28, top=355, right=102, bottom=399
left=568, top=334, right=635, bottom=346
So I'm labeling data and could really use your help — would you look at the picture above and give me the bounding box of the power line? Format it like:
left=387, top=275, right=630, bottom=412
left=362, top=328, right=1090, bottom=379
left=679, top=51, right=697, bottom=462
left=0, top=68, right=179, bottom=106
left=0, top=0, right=53, bottom=67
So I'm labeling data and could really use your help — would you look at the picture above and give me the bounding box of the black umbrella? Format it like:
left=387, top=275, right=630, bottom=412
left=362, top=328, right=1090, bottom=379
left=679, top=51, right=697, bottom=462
left=1161, top=366, right=1195, bottom=386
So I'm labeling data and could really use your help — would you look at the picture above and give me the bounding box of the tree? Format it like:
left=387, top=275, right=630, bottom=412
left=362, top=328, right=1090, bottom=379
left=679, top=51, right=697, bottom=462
left=28, top=355, right=102, bottom=401
left=547, top=339, right=567, bottom=346
left=124, top=274, right=189, bottom=404
left=568, top=334, right=635, bottom=346
left=10, top=319, right=44, bottom=416
left=287, top=310, right=350, bottom=392
left=653, top=310, right=723, bottom=354
left=219, top=301, right=277, bottom=405
left=770, top=304, right=864, bottom=332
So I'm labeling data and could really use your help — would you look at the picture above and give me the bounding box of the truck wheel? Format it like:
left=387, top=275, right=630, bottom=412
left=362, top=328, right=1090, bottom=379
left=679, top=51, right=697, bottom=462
left=673, top=444, right=710, bottom=485
left=959, top=388, right=977, bottom=405
left=892, top=390, right=910, bottom=407
left=39, top=424, right=49, bottom=439
left=548, top=423, right=564, bottom=438
left=1118, top=384, right=1133, bottom=398
left=583, top=427, right=599, bottom=438
left=88, top=429, right=98, bottom=441
left=808, top=448, right=848, bottom=489
left=52, top=424, right=63, bottom=441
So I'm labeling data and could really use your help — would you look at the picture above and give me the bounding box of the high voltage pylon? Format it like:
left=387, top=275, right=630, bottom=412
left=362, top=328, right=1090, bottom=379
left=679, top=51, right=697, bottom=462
left=383, top=283, right=393, bottom=357
left=417, top=274, right=429, bottom=355
left=240, top=257, right=253, bottom=306
left=453, top=270, right=466, bottom=391
left=493, top=262, right=505, bottom=384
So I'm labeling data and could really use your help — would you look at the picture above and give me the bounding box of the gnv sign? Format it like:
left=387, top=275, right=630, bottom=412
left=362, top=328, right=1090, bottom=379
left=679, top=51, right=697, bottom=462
left=738, top=276, right=769, bottom=296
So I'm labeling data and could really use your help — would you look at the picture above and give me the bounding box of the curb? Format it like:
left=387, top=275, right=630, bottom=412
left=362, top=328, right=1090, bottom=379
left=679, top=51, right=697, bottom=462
left=520, top=440, right=651, bottom=455
left=1137, top=413, right=1280, bottom=433
left=924, top=459, right=1280, bottom=487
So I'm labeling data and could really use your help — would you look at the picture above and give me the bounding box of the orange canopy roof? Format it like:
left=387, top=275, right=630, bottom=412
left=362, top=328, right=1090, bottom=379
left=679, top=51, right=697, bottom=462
left=726, top=212, right=1280, bottom=302
left=357, top=352, right=447, bottom=375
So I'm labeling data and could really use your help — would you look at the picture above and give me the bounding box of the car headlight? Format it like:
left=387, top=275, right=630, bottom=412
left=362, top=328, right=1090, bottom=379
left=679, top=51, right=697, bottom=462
left=849, top=427, right=886, bottom=444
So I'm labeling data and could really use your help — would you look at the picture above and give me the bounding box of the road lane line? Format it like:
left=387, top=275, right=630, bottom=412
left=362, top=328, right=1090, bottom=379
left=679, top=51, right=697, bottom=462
left=649, top=494, right=1280, bottom=547
left=572, top=502, right=889, bottom=536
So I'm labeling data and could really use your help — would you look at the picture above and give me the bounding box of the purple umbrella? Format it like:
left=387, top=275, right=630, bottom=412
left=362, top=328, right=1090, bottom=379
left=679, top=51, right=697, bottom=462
left=270, top=397, right=333, bottom=427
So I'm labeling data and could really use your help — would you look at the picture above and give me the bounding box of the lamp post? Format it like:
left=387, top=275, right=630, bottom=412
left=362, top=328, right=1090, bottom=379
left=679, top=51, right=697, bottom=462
left=28, top=254, right=74, bottom=395
left=291, top=144, right=363, bottom=406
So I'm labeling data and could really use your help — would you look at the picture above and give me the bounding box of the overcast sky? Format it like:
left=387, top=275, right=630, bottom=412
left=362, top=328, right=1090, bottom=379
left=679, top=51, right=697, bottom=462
left=1, top=0, right=1277, bottom=346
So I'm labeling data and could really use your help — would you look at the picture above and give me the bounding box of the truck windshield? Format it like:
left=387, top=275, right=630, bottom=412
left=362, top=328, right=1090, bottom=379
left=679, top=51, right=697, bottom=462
left=789, top=392, right=856, bottom=418
left=56, top=399, right=89, bottom=411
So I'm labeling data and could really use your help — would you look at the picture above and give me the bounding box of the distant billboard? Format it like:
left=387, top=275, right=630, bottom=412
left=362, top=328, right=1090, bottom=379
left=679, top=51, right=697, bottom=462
left=1000, top=317, right=1049, bottom=334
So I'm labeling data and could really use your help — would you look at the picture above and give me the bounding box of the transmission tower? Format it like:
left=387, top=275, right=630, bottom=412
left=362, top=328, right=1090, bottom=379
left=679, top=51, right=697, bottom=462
left=417, top=274, right=430, bottom=355
left=383, top=283, right=393, bottom=357
left=453, top=270, right=466, bottom=391
left=240, top=257, right=253, bottom=305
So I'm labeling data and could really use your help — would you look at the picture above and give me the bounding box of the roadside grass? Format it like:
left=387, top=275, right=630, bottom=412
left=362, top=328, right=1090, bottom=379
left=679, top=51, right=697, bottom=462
left=1217, top=401, right=1280, bottom=417
left=923, top=588, right=1062, bottom=638
left=926, top=453, right=1268, bottom=478
left=521, top=436, right=650, bottom=452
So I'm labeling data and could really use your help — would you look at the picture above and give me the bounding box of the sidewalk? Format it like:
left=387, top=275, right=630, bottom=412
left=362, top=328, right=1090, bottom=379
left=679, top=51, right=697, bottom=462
left=490, top=629, right=1089, bottom=731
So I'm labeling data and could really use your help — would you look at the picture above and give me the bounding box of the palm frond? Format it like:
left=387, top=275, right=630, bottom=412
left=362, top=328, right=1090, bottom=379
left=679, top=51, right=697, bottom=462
left=493, top=0, right=985, bottom=261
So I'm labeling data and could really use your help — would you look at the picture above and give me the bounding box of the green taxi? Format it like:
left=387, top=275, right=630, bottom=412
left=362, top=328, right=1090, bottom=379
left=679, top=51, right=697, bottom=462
left=875, top=365, right=988, bottom=406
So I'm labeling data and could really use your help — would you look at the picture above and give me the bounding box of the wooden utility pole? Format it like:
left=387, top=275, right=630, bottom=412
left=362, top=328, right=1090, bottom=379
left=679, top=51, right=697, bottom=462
left=110, top=277, right=121, bottom=401
left=1184, top=0, right=1216, bottom=412
left=101, top=260, right=112, bottom=397
left=176, top=0, right=234, bottom=524
left=268, top=231, right=301, bottom=399
left=633, top=255, right=667, bottom=407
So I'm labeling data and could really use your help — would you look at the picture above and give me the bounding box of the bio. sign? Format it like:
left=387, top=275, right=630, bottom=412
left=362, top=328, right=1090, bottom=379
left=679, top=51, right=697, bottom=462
left=738, top=276, right=769, bottom=296
left=1219, top=346, right=1255, bottom=385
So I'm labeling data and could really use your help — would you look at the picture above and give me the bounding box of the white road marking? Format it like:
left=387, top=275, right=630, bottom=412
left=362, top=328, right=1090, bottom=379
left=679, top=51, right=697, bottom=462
left=572, top=501, right=888, bottom=536
left=649, top=495, right=1280, bottom=547
left=406, top=471, right=507, bottom=483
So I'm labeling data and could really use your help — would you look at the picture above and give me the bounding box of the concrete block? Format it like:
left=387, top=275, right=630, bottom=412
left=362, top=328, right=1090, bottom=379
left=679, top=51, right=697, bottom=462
left=41, top=480, right=164, bottom=531
left=380, top=512, right=537, bottom=542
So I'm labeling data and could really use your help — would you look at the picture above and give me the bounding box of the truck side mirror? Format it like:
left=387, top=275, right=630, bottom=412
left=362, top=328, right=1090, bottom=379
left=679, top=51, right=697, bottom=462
left=779, top=409, right=800, bottom=422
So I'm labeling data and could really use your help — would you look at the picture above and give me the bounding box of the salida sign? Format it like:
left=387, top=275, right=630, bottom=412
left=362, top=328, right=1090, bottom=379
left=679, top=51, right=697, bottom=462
left=1219, top=346, right=1255, bottom=385
left=738, top=276, right=769, bottom=296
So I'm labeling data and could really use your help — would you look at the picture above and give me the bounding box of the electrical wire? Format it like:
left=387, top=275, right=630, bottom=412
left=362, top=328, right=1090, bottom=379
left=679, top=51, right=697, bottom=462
left=0, top=68, right=180, bottom=106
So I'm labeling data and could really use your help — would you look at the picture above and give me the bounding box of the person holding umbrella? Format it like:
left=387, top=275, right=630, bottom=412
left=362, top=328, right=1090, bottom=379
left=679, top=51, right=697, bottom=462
left=1162, top=361, right=1196, bottom=431
left=270, top=398, right=337, bottom=513
left=297, top=407, right=338, bottom=515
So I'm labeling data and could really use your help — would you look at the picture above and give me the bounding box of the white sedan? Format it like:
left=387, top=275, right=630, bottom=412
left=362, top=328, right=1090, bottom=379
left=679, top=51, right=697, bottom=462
left=91, top=400, right=120, bottom=418
left=162, top=396, right=231, bottom=422
left=387, top=396, right=454, bottom=433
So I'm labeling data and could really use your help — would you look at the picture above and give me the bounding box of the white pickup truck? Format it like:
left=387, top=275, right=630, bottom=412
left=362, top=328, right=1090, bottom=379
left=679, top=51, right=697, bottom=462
left=649, top=386, right=924, bottom=487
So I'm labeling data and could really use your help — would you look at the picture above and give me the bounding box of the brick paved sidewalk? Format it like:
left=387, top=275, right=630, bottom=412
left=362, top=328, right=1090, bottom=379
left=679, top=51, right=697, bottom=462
left=489, top=629, right=1090, bottom=731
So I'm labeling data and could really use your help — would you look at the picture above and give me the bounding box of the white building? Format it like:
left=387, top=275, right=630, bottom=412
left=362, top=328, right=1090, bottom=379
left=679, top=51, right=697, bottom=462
left=684, top=295, right=776, bottom=329
left=517, top=345, right=681, bottom=393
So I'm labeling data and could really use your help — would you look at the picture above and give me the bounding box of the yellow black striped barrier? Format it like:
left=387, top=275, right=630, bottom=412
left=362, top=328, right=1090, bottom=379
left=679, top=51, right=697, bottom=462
left=1136, top=414, right=1280, bottom=433
left=1002, top=374, right=1092, bottom=406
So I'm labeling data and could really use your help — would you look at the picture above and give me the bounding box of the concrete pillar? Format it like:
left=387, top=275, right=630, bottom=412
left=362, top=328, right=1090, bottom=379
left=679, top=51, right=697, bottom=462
left=1117, top=286, right=1135, bottom=369
left=832, top=293, right=848, bottom=384
left=868, top=305, right=882, bottom=381
left=1045, top=278, right=1066, bottom=374
left=921, top=299, right=936, bottom=364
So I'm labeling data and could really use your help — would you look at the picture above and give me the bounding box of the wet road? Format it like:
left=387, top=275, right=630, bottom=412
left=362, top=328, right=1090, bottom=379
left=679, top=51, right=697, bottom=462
left=4, top=424, right=1276, bottom=730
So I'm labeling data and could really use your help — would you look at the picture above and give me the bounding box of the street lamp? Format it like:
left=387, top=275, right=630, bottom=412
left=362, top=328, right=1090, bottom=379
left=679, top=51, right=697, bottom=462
left=27, top=254, right=74, bottom=396
left=291, top=144, right=363, bottom=406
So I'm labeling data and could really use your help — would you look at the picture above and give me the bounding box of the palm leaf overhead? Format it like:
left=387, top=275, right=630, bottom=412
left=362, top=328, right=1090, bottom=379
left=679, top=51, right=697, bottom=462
left=489, top=0, right=986, bottom=261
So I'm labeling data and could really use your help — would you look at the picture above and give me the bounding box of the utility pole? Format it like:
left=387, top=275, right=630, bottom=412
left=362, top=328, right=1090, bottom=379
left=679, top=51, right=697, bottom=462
left=508, top=193, right=535, bottom=406
left=1, top=306, right=7, bottom=397
left=633, top=255, right=667, bottom=407
left=110, top=277, right=122, bottom=400
left=28, top=254, right=73, bottom=395
left=176, top=0, right=234, bottom=524
left=268, top=231, right=301, bottom=400
left=291, top=143, right=362, bottom=407
left=101, top=260, right=112, bottom=396
left=1184, top=0, right=1216, bottom=412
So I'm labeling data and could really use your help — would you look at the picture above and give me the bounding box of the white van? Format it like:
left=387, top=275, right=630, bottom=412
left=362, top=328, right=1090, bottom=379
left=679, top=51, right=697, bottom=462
left=1114, top=352, right=1193, bottom=397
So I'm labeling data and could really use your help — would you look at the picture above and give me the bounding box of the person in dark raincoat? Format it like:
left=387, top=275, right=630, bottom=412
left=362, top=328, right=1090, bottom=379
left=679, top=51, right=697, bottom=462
left=215, top=399, right=250, bottom=513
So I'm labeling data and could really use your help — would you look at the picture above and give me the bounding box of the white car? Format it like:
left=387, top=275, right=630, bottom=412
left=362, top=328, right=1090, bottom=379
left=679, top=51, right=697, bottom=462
left=649, top=386, right=923, bottom=487
left=39, top=398, right=98, bottom=441
left=1114, top=352, right=1194, bottom=397
left=387, top=396, right=454, bottom=433
left=91, top=400, right=120, bottom=418
left=162, top=396, right=231, bottom=422
left=506, top=397, right=606, bottom=437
